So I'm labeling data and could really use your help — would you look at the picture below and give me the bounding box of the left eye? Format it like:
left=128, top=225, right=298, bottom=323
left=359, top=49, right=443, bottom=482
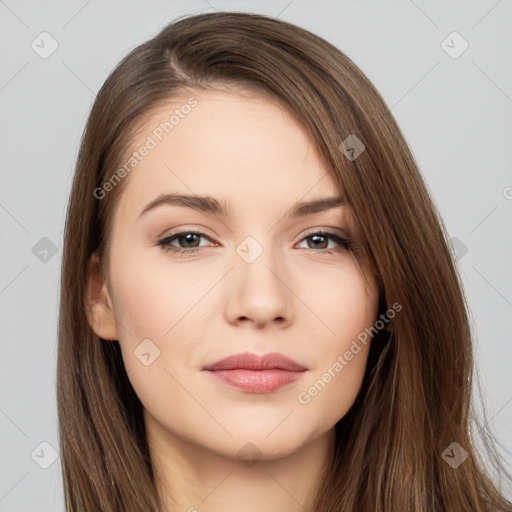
left=157, top=230, right=351, bottom=257
left=296, top=232, right=350, bottom=251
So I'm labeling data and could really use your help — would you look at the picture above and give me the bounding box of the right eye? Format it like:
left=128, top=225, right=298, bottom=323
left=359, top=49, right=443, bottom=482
left=157, top=230, right=216, bottom=257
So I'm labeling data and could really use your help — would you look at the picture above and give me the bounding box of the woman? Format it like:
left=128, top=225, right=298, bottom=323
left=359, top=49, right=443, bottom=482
left=57, top=11, right=512, bottom=511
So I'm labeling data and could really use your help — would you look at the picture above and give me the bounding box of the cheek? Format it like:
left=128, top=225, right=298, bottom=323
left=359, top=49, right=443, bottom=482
left=302, top=261, right=378, bottom=345
left=108, top=251, right=205, bottom=425
left=109, top=245, right=215, bottom=343
left=294, top=334, right=372, bottom=436
left=294, top=356, right=369, bottom=442
left=106, top=245, right=197, bottom=382
left=294, top=267, right=378, bottom=426
left=107, top=244, right=227, bottom=402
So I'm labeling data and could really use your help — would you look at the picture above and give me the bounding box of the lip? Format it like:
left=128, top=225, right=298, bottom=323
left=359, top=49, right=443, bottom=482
left=202, top=352, right=308, bottom=393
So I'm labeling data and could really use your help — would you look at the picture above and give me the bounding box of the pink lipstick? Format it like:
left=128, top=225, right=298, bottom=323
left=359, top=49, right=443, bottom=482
left=202, top=352, right=307, bottom=393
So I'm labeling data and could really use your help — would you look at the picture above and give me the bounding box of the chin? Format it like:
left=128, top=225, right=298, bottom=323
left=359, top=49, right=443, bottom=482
left=207, top=427, right=315, bottom=462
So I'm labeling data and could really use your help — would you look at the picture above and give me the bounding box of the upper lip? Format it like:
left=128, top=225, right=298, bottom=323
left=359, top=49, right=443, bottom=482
left=202, top=352, right=307, bottom=371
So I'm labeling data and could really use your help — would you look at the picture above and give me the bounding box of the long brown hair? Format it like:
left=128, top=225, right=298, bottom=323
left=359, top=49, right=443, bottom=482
left=57, top=11, right=512, bottom=511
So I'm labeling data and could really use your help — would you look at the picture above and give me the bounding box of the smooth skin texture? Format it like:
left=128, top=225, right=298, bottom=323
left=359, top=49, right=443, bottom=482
left=86, top=88, right=380, bottom=512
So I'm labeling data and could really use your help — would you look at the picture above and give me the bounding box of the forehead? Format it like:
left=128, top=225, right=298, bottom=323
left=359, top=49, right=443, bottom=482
left=113, top=88, right=341, bottom=221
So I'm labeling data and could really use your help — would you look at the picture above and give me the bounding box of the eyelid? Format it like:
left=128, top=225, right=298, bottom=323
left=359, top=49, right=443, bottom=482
left=299, top=226, right=348, bottom=239
left=157, top=225, right=216, bottom=240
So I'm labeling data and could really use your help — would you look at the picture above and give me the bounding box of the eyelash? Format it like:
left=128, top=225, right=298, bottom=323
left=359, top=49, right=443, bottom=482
left=157, top=229, right=351, bottom=257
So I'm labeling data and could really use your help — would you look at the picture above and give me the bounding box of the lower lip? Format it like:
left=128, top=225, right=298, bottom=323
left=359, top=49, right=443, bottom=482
left=206, top=369, right=305, bottom=393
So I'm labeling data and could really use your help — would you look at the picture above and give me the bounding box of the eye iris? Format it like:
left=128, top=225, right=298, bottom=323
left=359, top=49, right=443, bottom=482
left=178, top=233, right=201, bottom=248
left=308, top=234, right=328, bottom=249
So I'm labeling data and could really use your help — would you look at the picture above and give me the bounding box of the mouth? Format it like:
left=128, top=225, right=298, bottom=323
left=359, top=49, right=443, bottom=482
left=202, top=352, right=308, bottom=393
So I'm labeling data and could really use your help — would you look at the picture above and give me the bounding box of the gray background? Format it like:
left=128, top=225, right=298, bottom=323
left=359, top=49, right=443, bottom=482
left=1, top=0, right=511, bottom=510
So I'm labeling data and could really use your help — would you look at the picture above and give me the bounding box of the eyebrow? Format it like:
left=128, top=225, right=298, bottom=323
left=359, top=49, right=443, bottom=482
left=138, top=193, right=345, bottom=219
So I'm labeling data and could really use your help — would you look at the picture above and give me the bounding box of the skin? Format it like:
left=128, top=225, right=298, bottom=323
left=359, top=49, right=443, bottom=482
left=86, top=87, right=380, bottom=512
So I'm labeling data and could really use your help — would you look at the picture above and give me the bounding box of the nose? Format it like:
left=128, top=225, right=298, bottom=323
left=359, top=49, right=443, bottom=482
left=224, top=244, right=293, bottom=329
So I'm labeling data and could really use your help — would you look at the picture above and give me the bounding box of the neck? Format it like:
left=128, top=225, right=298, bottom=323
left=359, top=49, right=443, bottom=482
left=145, top=411, right=335, bottom=512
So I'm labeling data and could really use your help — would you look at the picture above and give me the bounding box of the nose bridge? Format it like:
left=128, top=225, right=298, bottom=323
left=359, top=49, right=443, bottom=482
left=225, top=233, right=292, bottom=326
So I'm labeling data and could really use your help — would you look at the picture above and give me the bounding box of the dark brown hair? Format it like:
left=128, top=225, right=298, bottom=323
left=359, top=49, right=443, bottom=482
left=57, top=11, right=512, bottom=511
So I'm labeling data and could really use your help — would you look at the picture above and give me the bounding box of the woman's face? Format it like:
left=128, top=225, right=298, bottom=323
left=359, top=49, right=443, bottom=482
left=88, top=88, right=379, bottom=461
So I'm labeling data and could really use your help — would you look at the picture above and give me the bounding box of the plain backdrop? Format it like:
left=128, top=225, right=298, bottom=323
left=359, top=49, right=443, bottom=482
left=0, top=0, right=511, bottom=510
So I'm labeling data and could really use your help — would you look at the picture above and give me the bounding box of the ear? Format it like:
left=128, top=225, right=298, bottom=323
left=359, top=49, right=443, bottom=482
left=85, top=252, right=119, bottom=341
